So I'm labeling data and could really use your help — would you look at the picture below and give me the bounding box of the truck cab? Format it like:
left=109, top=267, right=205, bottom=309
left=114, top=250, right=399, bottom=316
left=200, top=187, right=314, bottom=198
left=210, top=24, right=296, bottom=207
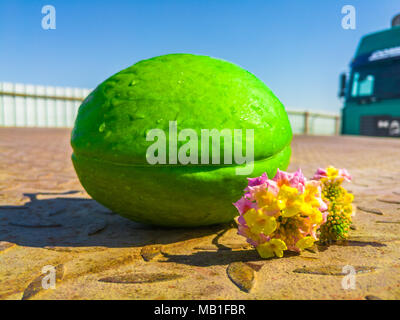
left=340, top=15, right=400, bottom=137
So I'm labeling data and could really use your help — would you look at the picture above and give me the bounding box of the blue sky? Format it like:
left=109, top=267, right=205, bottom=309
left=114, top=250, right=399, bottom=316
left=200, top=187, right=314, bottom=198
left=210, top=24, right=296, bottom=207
left=1, top=0, right=399, bottom=113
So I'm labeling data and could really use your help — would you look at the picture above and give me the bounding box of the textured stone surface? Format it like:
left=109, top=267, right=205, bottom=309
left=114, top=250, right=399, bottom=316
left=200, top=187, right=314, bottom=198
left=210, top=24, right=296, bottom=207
left=226, top=262, right=255, bottom=292
left=357, top=206, right=384, bottom=215
left=141, top=245, right=162, bottom=262
left=292, top=265, right=377, bottom=276
left=1, top=128, right=400, bottom=299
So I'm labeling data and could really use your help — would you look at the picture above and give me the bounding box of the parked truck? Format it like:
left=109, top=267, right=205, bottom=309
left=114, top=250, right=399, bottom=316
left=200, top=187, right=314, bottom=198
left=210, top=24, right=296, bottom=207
left=340, top=14, right=400, bottom=137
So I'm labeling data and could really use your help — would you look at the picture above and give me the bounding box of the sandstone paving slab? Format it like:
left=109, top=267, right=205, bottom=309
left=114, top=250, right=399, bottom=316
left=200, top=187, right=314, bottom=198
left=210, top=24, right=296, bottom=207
left=1, top=128, right=400, bottom=299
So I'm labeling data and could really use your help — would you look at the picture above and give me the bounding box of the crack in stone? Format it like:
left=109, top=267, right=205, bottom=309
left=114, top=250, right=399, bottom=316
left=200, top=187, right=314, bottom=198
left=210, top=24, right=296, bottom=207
left=293, top=265, right=377, bottom=276
left=22, top=264, right=65, bottom=300
left=357, top=206, right=383, bottom=215
left=98, top=272, right=184, bottom=284
left=9, top=222, right=62, bottom=228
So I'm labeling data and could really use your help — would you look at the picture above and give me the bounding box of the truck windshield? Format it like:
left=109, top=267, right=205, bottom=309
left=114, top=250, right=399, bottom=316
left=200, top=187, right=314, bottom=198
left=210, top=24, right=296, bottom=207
left=347, top=58, right=400, bottom=102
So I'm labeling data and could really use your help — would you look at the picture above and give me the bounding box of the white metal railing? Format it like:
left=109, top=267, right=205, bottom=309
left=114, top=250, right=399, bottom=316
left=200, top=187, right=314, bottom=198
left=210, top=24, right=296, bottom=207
left=0, top=82, right=340, bottom=135
left=287, top=110, right=341, bottom=135
left=0, top=82, right=91, bottom=128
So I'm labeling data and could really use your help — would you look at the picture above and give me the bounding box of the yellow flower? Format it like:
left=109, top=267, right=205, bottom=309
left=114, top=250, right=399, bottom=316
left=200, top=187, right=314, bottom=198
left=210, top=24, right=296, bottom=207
left=326, top=166, right=339, bottom=180
left=306, top=207, right=323, bottom=224
left=303, top=183, right=322, bottom=208
left=255, top=191, right=280, bottom=215
left=256, top=239, right=287, bottom=258
left=343, top=192, right=354, bottom=204
left=243, top=208, right=277, bottom=235
left=277, top=185, right=303, bottom=217
left=296, top=236, right=315, bottom=250
left=300, top=202, right=316, bottom=216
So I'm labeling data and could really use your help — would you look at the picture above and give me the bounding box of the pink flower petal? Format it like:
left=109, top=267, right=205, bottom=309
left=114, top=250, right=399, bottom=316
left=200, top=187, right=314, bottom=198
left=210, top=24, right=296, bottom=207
left=247, top=182, right=268, bottom=201
left=289, top=168, right=306, bottom=192
left=339, top=168, right=352, bottom=182
left=246, top=172, right=268, bottom=188
left=273, top=168, right=292, bottom=185
left=312, top=168, right=327, bottom=180
left=233, top=197, right=255, bottom=215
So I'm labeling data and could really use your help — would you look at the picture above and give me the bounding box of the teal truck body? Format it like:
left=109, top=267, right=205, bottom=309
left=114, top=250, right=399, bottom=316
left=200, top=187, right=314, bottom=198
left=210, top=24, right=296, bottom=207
left=341, top=16, right=400, bottom=137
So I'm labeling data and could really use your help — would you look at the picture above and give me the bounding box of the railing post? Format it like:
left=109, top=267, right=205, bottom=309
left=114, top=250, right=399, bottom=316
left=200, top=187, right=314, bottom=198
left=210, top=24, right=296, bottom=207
left=335, top=116, right=340, bottom=135
left=304, top=111, right=309, bottom=135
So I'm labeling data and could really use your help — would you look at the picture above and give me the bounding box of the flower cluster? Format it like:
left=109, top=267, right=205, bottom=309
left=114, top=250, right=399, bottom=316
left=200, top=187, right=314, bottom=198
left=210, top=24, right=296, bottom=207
left=233, top=169, right=328, bottom=259
left=313, top=166, right=354, bottom=242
